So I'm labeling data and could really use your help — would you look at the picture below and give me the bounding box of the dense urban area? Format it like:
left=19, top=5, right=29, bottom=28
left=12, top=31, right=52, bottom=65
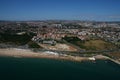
left=0, top=20, right=120, bottom=62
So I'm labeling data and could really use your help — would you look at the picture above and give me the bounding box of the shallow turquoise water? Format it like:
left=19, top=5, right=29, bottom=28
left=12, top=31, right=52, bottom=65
left=0, top=57, right=120, bottom=80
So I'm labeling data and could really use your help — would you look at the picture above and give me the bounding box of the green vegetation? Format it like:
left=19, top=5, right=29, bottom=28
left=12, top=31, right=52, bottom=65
left=56, top=40, right=65, bottom=44
left=0, top=33, right=33, bottom=45
left=28, top=41, right=42, bottom=48
left=84, top=40, right=117, bottom=50
left=62, top=23, right=82, bottom=28
left=63, top=36, right=117, bottom=50
left=115, top=42, right=120, bottom=48
left=62, top=36, right=86, bottom=49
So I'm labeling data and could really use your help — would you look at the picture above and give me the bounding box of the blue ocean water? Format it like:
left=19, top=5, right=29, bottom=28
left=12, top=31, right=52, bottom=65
left=0, top=57, right=120, bottom=80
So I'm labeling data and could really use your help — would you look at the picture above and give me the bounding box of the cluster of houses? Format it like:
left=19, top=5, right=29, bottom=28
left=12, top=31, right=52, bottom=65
left=0, top=21, right=120, bottom=47
left=32, top=36, right=56, bottom=45
left=96, top=28, right=120, bottom=47
left=32, top=24, right=120, bottom=48
left=31, top=27, right=97, bottom=45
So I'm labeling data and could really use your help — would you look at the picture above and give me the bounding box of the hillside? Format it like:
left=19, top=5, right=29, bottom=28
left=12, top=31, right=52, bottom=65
left=63, top=36, right=117, bottom=50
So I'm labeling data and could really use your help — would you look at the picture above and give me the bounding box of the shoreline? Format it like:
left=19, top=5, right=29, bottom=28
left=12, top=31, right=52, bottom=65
left=0, top=48, right=119, bottom=64
left=0, top=48, right=88, bottom=62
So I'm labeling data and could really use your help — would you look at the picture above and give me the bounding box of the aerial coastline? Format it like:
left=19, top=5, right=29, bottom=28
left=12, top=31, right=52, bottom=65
left=0, top=0, right=120, bottom=79
left=0, top=48, right=112, bottom=62
left=0, top=48, right=89, bottom=61
left=0, top=20, right=120, bottom=65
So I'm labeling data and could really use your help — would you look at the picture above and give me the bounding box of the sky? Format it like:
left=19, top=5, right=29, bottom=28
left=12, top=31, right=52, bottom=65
left=0, top=0, right=120, bottom=21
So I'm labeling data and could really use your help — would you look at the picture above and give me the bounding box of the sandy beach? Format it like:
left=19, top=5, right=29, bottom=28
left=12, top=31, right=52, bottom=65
left=0, top=48, right=89, bottom=62
left=1, top=48, right=120, bottom=65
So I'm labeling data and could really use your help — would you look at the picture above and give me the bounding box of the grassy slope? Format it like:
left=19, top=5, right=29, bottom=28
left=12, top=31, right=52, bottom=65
left=84, top=40, right=117, bottom=50
left=63, top=37, right=117, bottom=50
